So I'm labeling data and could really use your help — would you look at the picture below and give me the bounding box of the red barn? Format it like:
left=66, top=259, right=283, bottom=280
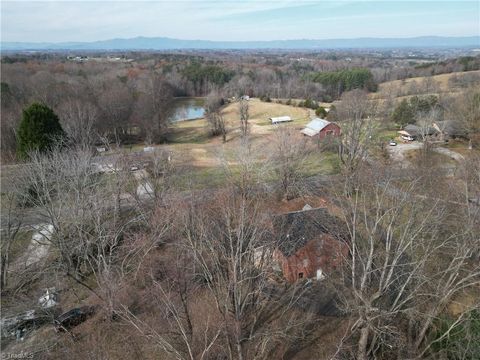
left=273, top=207, right=348, bottom=283
left=301, top=118, right=341, bottom=140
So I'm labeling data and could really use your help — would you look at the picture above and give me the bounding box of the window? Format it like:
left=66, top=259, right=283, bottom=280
left=298, top=272, right=304, bottom=279
left=316, top=269, right=326, bottom=281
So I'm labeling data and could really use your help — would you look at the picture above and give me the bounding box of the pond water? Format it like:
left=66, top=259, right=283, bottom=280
left=170, top=98, right=205, bottom=122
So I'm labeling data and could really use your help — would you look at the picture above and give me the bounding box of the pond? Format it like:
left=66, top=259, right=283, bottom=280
left=170, top=98, right=205, bottom=122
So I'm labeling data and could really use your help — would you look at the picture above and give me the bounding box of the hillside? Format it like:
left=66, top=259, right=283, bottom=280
left=2, top=35, right=479, bottom=51
left=373, top=70, right=480, bottom=100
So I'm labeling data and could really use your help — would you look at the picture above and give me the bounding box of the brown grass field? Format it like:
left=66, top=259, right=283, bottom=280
left=371, top=70, right=480, bottom=100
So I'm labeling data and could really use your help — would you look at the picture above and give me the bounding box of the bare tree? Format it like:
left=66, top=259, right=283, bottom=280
left=134, top=73, right=174, bottom=144
left=336, top=89, right=377, bottom=174
left=450, top=89, right=480, bottom=149
left=334, top=166, right=480, bottom=359
left=18, top=146, right=133, bottom=295
left=57, top=99, right=99, bottom=147
left=0, top=191, right=24, bottom=289
left=134, top=149, right=176, bottom=206
left=179, top=192, right=312, bottom=360
left=239, top=99, right=250, bottom=137
left=269, top=127, right=312, bottom=200
left=205, top=91, right=227, bottom=142
left=416, top=108, right=440, bottom=159
left=222, top=138, right=269, bottom=200
left=97, top=81, right=134, bottom=146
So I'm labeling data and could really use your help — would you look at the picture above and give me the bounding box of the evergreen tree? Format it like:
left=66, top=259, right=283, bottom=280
left=17, top=102, right=65, bottom=159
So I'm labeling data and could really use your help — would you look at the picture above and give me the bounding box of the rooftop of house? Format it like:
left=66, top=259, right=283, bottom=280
left=403, top=124, right=437, bottom=136
left=273, top=206, right=347, bottom=257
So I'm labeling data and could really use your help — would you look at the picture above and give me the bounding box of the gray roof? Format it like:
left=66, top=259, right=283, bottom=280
left=304, top=118, right=330, bottom=133
left=404, top=124, right=437, bottom=136
left=403, top=125, right=422, bottom=136
left=273, top=207, right=348, bottom=257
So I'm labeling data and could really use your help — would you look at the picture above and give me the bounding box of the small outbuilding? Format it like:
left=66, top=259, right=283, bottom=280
left=301, top=118, right=341, bottom=139
left=270, top=116, right=292, bottom=124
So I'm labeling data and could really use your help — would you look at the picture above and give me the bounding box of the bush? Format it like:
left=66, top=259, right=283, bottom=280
left=391, top=95, right=438, bottom=127
left=303, top=98, right=319, bottom=110
left=327, top=105, right=337, bottom=121
left=315, top=106, right=328, bottom=118
left=17, top=103, right=65, bottom=159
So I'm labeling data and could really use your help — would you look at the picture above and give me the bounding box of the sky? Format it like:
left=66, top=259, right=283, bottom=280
left=1, top=0, right=479, bottom=43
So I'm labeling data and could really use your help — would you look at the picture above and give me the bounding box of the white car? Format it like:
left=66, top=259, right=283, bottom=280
left=389, top=140, right=397, bottom=146
left=401, top=135, right=414, bottom=141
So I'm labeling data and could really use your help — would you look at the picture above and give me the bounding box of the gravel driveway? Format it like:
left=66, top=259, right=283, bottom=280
left=387, top=142, right=423, bottom=167
left=387, top=141, right=465, bottom=168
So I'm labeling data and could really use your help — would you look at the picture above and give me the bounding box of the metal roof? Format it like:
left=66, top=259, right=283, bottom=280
left=301, top=128, right=318, bottom=137
left=304, top=118, right=330, bottom=133
left=270, top=116, right=292, bottom=122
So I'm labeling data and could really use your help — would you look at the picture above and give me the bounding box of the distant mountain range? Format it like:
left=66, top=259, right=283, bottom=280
left=2, top=36, right=479, bottom=51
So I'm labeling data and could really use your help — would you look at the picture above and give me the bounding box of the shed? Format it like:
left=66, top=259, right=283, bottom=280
left=270, top=116, right=292, bottom=124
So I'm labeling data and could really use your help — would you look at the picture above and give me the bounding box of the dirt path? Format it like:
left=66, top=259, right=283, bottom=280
left=434, top=147, right=465, bottom=162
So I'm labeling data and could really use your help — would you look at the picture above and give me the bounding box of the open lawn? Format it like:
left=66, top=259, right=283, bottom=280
left=172, top=149, right=340, bottom=191
left=106, top=99, right=340, bottom=191
left=221, top=98, right=311, bottom=128
left=166, top=99, right=312, bottom=145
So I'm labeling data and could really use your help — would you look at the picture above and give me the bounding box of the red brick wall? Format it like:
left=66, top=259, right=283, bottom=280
left=275, top=234, right=347, bottom=283
left=318, top=123, right=341, bottom=140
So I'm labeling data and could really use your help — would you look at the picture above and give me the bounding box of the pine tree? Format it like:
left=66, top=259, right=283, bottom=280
left=17, top=103, right=65, bottom=159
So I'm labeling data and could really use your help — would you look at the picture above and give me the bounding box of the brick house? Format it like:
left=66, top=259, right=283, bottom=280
left=301, top=118, right=341, bottom=140
left=272, top=206, right=348, bottom=283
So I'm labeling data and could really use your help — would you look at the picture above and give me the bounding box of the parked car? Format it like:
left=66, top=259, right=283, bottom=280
left=389, top=140, right=397, bottom=146
left=54, top=306, right=95, bottom=332
left=1, top=309, right=51, bottom=339
left=401, top=135, right=414, bottom=141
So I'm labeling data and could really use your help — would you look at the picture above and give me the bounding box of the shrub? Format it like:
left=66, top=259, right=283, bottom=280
left=303, top=98, right=318, bottom=110
left=391, top=95, right=438, bottom=127
left=315, top=106, right=328, bottom=118
left=17, top=103, right=65, bottom=159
